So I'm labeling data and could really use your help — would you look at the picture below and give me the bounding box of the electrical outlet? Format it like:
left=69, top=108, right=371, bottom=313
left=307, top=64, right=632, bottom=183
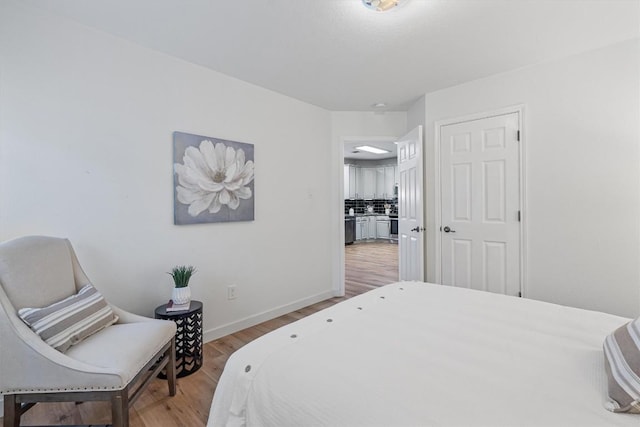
left=227, top=285, right=237, bottom=300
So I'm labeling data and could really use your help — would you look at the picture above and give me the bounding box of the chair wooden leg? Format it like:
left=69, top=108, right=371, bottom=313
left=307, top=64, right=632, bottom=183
left=3, top=394, right=20, bottom=427
left=111, top=389, right=129, bottom=427
left=167, top=337, right=177, bottom=396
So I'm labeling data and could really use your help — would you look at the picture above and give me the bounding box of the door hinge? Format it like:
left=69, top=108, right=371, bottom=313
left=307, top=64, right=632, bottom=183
left=518, top=291, right=522, bottom=298
left=518, top=210, right=521, bottom=222
left=517, top=130, right=520, bottom=141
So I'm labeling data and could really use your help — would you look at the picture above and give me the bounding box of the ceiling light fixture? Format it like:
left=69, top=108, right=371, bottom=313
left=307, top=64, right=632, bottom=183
left=373, top=102, right=387, bottom=108
left=362, top=0, right=401, bottom=12
left=356, top=145, right=390, bottom=154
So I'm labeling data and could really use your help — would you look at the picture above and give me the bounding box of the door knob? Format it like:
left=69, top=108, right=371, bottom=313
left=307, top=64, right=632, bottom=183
left=442, top=226, right=456, bottom=233
left=410, top=226, right=425, bottom=232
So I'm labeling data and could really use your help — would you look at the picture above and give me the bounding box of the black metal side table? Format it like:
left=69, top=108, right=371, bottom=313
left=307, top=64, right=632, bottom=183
left=154, top=300, right=203, bottom=378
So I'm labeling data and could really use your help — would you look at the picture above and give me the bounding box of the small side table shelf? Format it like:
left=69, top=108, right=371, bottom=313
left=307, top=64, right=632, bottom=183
left=154, top=300, right=203, bottom=378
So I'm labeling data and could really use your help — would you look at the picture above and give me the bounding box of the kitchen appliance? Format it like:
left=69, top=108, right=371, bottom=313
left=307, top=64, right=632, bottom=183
left=389, top=214, right=398, bottom=241
left=345, top=217, right=356, bottom=244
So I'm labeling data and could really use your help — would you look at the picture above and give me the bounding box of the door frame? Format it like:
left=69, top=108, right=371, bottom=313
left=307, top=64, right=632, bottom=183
left=433, top=105, right=527, bottom=296
left=334, top=135, right=399, bottom=298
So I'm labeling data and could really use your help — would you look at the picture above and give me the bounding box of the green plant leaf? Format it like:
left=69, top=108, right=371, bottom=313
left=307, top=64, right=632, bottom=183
left=168, top=265, right=197, bottom=288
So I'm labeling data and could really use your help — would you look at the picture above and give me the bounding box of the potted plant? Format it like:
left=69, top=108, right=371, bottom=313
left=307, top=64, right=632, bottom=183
left=168, top=265, right=196, bottom=305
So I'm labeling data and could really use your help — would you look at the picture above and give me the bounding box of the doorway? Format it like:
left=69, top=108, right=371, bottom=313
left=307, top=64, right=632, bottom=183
left=436, top=109, right=524, bottom=296
left=343, top=138, right=399, bottom=295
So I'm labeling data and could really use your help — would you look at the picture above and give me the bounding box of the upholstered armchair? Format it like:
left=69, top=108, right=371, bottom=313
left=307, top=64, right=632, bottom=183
left=0, top=236, right=177, bottom=427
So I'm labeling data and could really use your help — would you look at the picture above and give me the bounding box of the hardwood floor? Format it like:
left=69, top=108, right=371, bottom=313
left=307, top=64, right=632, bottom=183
left=6, top=241, right=397, bottom=427
left=344, top=240, right=398, bottom=297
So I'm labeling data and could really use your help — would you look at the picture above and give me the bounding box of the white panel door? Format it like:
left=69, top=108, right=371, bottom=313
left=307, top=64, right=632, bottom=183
left=398, top=126, right=424, bottom=281
left=440, top=113, right=520, bottom=296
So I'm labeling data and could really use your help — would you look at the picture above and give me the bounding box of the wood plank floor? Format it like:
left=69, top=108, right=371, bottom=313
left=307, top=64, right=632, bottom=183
left=7, top=241, right=397, bottom=427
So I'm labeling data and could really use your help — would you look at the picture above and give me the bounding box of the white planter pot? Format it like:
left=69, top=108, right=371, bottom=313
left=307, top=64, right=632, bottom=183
left=172, top=286, right=191, bottom=305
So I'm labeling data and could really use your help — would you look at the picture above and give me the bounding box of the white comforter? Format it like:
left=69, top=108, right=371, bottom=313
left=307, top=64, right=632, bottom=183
left=208, top=282, right=638, bottom=426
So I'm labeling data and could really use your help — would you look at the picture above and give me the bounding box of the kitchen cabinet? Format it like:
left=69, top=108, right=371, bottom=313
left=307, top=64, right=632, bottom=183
left=375, top=165, right=397, bottom=199
left=360, top=168, right=376, bottom=199
left=349, top=166, right=358, bottom=198
left=376, top=216, right=390, bottom=239
left=368, top=216, right=377, bottom=239
left=343, top=165, right=350, bottom=198
left=376, top=167, right=385, bottom=198
left=355, top=216, right=392, bottom=240
left=356, top=216, right=377, bottom=240
left=357, top=217, right=369, bottom=240
left=384, top=166, right=396, bottom=198
left=344, top=163, right=397, bottom=200
left=344, top=164, right=359, bottom=198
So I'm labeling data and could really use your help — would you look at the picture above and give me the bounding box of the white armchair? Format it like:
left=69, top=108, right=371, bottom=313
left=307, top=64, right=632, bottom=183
left=0, top=236, right=177, bottom=427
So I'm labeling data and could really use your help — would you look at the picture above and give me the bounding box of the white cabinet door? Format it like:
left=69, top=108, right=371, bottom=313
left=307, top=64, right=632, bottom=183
left=344, top=165, right=350, bottom=198
left=376, top=218, right=390, bottom=239
left=356, top=167, right=364, bottom=199
left=376, top=167, right=385, bottom=198
left=361, top=219, right=369, bottom=240
left=349, top=166, right=358, bottom=198
left=362, top=168, right=376, bottom=199
left=384, top=166, right=395, bottom=199
left=368, top=216, right=377, bottom=239
left=355, top=218, right=362, bottom=240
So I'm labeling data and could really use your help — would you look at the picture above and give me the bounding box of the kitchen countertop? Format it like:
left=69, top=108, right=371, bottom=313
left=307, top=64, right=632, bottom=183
left=345, top=213, right=395, bottom=218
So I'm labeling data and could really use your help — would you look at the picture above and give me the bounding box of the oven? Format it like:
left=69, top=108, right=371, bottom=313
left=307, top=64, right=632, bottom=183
left=389, top=214, right=398, bottom=241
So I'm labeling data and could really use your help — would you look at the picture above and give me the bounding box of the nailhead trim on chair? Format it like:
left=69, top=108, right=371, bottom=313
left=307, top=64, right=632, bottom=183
left=0, top=340, right=169, bottom=394
left=1, top=385, right=121, bottom=393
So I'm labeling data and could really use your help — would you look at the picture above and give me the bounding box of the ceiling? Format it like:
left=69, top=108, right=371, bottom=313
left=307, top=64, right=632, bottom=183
left=21, top=0, right=639, bottom=112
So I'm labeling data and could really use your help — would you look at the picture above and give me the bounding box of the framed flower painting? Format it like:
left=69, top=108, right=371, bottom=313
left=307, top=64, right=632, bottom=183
left=173, top=131, right=255, bottom=224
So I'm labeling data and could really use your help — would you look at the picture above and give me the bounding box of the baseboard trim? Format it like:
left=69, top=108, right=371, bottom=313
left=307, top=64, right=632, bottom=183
left=203, top=290, right=335, bottom=343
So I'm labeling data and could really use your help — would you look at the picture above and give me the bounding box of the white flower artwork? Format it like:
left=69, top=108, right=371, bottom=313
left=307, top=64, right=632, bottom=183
left=173, top=132, right=255, bottom=224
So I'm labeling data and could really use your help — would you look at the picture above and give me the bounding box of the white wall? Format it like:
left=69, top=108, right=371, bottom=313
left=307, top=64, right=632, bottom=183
left=422, top=39, right=640, bottom=317
left=407, top=96, right=426, bottom=133
left=0, top=1, right=335, bottom=342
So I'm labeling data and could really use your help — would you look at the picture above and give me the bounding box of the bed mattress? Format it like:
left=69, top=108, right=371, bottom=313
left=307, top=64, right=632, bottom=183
left=208, top=281, right=638, bottom=426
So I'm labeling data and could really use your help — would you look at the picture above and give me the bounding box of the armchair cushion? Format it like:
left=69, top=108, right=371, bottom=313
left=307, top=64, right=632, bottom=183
left=18, top=283, right=118, bottom=353
left=65, top=320, right=177, bottom=386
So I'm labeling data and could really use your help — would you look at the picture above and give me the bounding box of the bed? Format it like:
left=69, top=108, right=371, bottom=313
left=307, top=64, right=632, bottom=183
left=208, top=281, right=639, bottom=426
